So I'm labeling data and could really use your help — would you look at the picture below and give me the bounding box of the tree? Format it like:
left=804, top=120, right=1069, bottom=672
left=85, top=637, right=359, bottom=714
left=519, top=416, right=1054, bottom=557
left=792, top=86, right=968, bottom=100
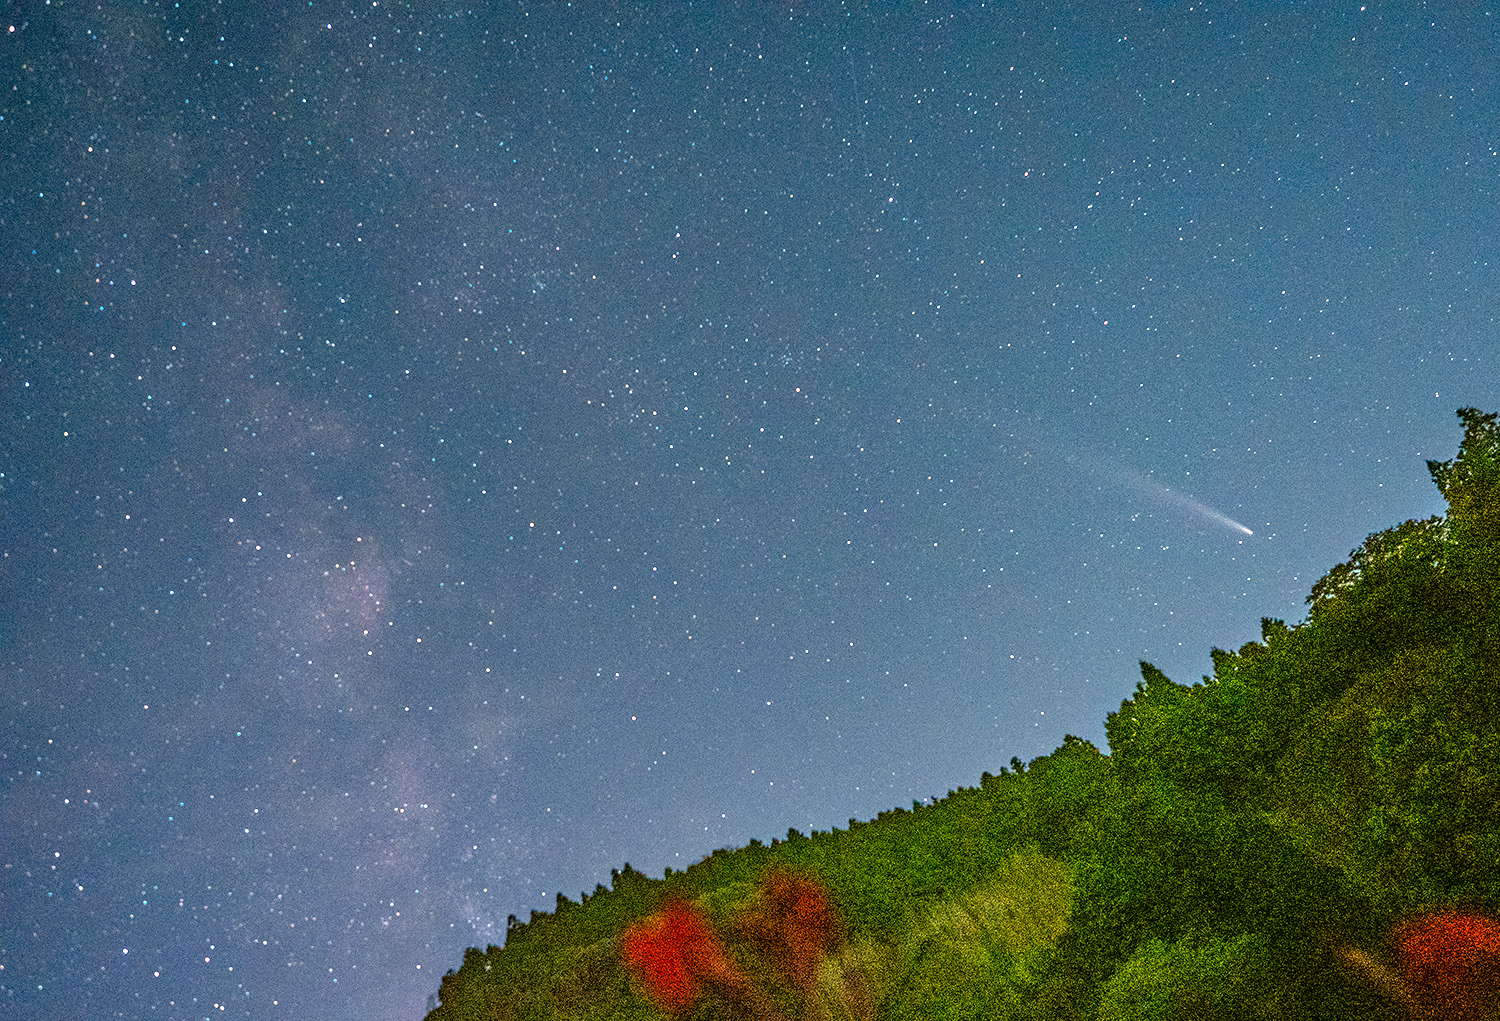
left=1096, top=934, right=1283, bottom=1021
left=1428, top=407, right=1500, bottom=654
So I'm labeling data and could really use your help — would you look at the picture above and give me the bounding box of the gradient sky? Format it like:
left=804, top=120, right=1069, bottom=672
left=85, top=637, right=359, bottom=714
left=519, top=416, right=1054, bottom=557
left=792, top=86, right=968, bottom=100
left=2, top=3, right=1497, bottom=1019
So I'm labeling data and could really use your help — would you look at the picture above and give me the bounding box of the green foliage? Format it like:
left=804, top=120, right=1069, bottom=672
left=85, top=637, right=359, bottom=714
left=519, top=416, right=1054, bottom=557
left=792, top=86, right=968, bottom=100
left=1358, top=644, right=1500, bottom=908
left=1429, top=407, right=1500, bottom=598
left=427, top=408, right=1500, bottom=1021
left=1016, top=735, right=1115, bottom=857
left=883, top=849, right=1072, bottom=1020
left=1096, top=934, right=1281, bottom=1021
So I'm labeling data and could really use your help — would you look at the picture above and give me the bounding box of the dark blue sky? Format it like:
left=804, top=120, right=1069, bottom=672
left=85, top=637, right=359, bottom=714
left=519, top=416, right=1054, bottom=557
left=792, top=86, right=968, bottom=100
left=2, top=2, right=1496, bottom=1019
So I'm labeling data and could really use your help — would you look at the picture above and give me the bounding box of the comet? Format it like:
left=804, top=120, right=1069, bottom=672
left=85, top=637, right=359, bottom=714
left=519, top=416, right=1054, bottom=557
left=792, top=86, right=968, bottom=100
left=1126, top=471, right=1254, bottom=536
left=1058, top=443, right=1255, bottom=537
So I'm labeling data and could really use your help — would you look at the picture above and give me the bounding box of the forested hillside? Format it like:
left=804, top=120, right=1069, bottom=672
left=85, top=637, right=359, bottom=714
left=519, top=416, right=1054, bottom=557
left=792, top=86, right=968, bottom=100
left=427, top=408, right=1500, bottom=1021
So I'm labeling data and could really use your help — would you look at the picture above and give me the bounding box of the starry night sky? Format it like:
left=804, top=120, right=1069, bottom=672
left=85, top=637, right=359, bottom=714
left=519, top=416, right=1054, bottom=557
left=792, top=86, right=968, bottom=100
left=2, top=2, right=1497, bottom=1019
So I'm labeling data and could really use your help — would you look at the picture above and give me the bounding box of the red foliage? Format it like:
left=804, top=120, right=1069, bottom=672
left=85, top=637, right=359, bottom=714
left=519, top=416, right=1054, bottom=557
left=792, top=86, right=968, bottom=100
left=621, top=900, right=761, bottom=1015
left=1394, top=911, right=1500, bottom=1021
left=743, top=870, right=843, bottom=989
left=619, top=876, right=866, bottom=1021
left=620, top=902, right=713, bottom=1013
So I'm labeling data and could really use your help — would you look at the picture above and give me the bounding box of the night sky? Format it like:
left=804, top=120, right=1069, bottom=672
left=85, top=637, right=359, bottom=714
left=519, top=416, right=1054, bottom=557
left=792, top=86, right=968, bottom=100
left=2, top=2, right=1497, bottom=1019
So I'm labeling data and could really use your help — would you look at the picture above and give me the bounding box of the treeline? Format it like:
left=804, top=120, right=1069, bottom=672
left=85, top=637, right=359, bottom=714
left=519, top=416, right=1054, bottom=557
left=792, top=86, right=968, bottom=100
left=426, top=408, right=1500, bottom=1021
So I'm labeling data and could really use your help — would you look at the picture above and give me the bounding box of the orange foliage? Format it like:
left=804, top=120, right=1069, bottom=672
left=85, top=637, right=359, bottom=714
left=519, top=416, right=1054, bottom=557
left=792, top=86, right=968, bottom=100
left=739, top=869, right=872, bottom=1021
left=1393, top=911, right=1500, bottom=1021
left=741, top=869, right=843, bottom=990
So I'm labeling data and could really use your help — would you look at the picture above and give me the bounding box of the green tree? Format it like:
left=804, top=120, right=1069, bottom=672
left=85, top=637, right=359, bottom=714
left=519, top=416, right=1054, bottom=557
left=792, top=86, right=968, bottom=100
left=1428, top=407, right=1500, bottom=654
left=885, top=850, right=1072, bottom=1021
left=1096, top=934, right=1282, bottom=1021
